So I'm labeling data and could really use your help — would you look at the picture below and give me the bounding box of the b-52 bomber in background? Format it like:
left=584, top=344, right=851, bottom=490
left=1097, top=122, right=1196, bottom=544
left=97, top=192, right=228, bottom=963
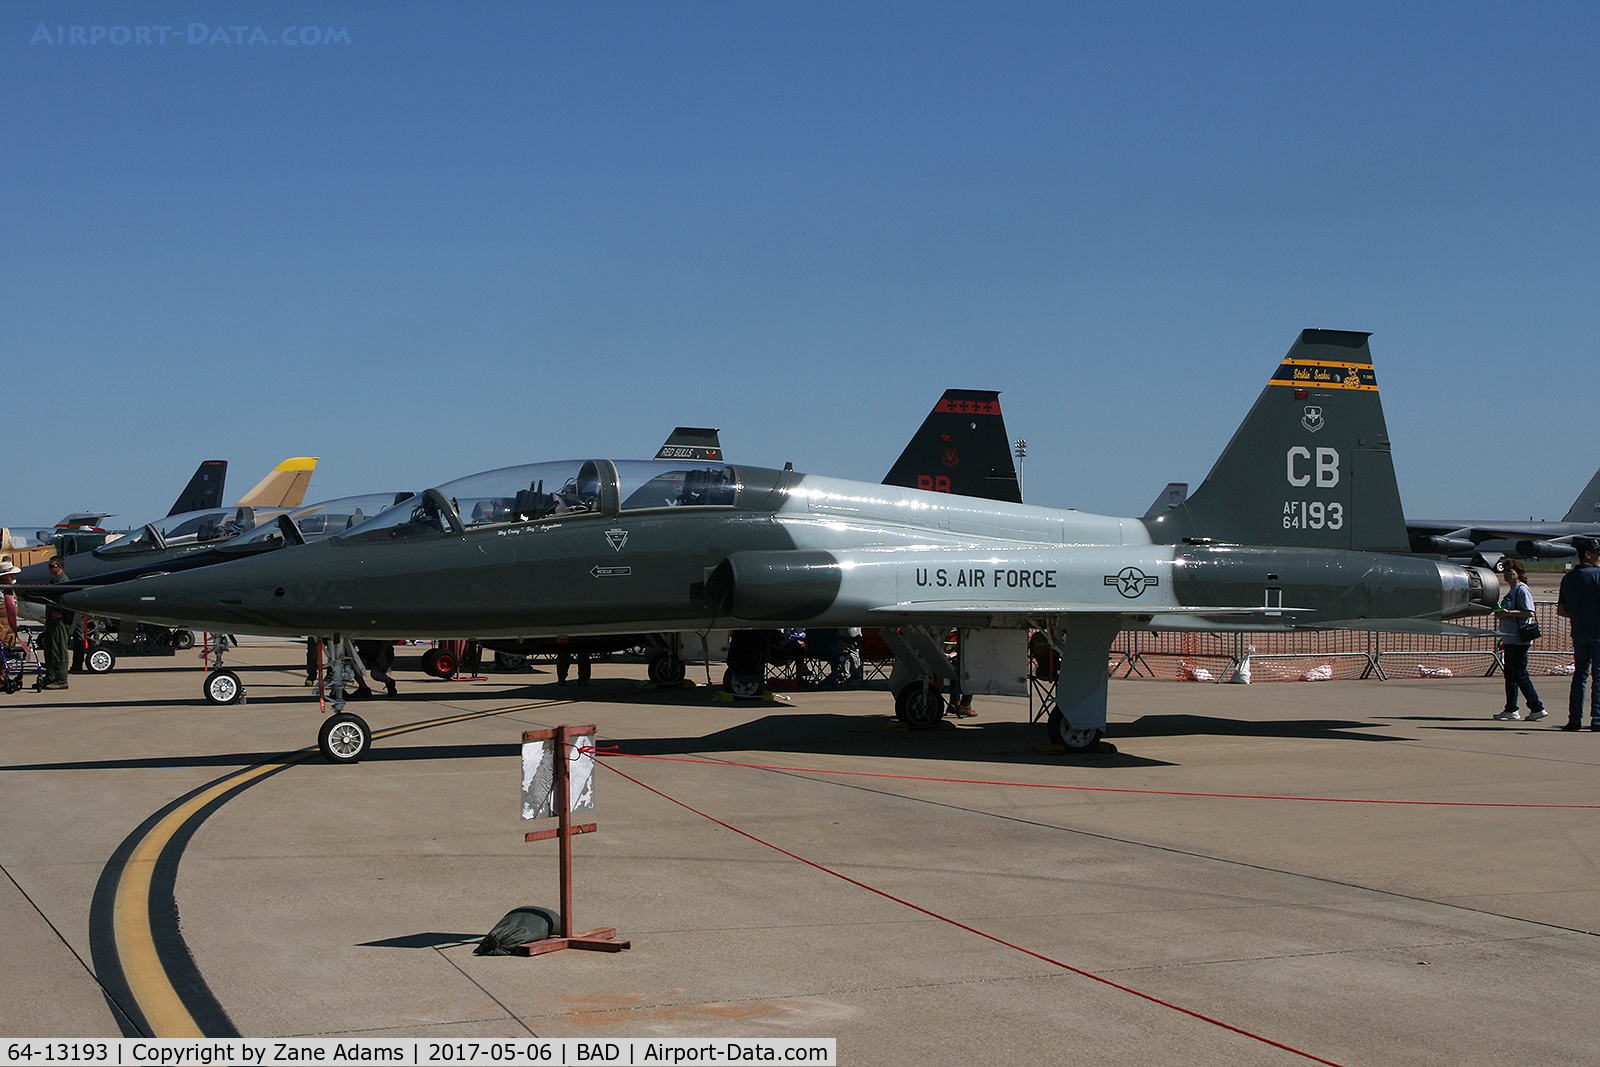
left=1406, top=465, right=1600, bottom=564
left=48, top=329, right=1500, bottom=764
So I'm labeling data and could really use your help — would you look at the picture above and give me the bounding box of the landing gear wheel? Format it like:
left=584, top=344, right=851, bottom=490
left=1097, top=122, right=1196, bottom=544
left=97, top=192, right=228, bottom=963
left=722, top=667, right=764, bottom=699
left=895, top=682, right=946, bottom=729
left=204, top=668, right=243, bottom=705
left=84, top=644, right=116, bottom=674
left=318, top=712, right=371, bottom=764
left=648, top=653, right=686, bottom=685
left=171, top=630, right=195, bottom=650
left=1047, top=709, right=1103, bottom=753
left=494, top=651, right=527, bottom=671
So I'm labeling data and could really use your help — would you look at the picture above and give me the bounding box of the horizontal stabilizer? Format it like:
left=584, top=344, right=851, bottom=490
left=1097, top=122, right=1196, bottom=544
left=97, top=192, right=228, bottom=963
left=1309, top=618, right=1496, bottom=636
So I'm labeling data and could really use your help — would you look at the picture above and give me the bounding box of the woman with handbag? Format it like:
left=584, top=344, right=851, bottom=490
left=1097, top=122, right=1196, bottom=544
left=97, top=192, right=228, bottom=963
left=1493, top=558, right=1546, bottom=721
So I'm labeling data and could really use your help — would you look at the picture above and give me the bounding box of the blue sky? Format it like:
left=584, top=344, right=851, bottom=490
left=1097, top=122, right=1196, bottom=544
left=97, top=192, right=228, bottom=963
left=6, top=2, right=1597, bottom=532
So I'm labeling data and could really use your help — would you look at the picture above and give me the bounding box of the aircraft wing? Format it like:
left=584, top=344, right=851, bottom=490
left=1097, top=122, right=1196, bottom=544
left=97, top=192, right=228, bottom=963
left=870, top=601, right=1299, bottom=616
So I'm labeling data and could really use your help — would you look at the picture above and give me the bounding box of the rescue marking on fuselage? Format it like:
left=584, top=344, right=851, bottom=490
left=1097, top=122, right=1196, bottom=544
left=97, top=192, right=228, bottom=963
left=591, top=565, right=631, bottom=578
left=605, top=528, right=628, bottom=551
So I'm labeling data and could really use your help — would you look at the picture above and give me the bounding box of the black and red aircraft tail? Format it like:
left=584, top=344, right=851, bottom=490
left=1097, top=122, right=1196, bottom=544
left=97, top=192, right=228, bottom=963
left=883, top=389, right=1020, bottom=502
left=166, top=460, right=227, bottom=517
left=655, top=427, right=723, bottom=463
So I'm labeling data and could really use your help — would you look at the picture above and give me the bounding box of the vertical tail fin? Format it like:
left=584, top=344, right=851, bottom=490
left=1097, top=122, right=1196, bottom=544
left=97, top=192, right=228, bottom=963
left=1562, top=466, right=1600, bottom=523
left=1144, top=330, right=1408, bottom=552
left=883, top=389, right=1021, bottom=502
left=655, top=428, right=723, bottom=462
left=1142, top=483, right=1188, bottom=520
left=166, top=460, right=227, bottom=517
left=236, top=457, right=319, bottom=508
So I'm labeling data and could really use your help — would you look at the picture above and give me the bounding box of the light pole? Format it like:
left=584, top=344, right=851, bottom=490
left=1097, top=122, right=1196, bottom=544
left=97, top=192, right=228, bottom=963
left=1013, top=439, right=1026, bottom=500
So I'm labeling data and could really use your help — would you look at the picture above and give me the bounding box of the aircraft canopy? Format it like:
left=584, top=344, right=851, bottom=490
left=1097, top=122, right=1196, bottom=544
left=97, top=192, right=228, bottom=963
left=336, top=459, right=788, bottom=544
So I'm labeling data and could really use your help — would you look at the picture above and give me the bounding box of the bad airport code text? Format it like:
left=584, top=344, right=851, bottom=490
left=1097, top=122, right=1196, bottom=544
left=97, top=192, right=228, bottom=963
left=2, top=1041, right=837, bottom=1067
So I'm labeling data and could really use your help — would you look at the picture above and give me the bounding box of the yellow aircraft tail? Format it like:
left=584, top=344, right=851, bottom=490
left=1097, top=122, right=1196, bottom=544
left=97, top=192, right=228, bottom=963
left=236, top=457, right=319, bottom=508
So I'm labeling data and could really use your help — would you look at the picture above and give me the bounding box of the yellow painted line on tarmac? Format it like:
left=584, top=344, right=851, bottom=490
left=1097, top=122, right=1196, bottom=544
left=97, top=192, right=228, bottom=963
left=112, top=698, right=576, bottom=1036
left=113, top=758, right=306, bottom=1036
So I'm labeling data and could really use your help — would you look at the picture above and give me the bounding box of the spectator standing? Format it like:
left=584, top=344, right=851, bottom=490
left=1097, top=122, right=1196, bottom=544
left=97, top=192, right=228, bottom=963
left=1492, top=559, right=1545, bottom=721
left=1557, top=537, right=1600, bottom=731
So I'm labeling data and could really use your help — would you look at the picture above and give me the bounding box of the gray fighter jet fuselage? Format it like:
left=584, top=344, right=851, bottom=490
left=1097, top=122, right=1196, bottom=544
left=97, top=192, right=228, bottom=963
left=49, top=329, right=1502, bottom=761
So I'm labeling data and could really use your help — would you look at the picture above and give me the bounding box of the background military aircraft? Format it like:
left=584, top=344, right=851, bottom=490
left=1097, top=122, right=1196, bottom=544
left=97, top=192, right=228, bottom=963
left=882, top=388, right=1020, bottom=502
left=1406, top=465, right=1600, bottom=562
left=21, top=456, right=320, bottom=584
left=22, top=459, right=228, bottom=551
left=50, top=330, right=1498, bottom=764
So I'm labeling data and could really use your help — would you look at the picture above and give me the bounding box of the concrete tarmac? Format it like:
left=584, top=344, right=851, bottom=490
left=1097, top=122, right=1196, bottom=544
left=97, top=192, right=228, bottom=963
left=1, top=641, right=1597, bottom=1065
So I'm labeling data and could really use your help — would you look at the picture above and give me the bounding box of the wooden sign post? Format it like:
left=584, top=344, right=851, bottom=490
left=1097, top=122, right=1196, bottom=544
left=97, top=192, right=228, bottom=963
left=518, top=724, right=630, bottom=955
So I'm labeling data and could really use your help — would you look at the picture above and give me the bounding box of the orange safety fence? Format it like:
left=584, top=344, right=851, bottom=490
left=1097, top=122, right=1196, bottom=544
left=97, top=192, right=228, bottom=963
left=1100, top=602, right=1576, bottom=683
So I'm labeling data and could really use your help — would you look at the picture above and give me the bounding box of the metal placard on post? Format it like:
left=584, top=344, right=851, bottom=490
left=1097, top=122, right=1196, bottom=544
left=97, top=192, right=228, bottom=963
left=518, top=724, right=629, bottom=955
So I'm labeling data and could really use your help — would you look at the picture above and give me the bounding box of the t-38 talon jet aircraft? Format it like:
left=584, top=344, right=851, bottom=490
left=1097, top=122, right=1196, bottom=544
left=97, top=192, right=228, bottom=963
left=49, top=330, right=1499, bottom=764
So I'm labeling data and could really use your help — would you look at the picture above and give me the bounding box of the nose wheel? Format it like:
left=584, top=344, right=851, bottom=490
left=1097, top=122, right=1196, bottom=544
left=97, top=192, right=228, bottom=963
left=318, top=712, right=371, bottom=763
left=204, top=668, right=243, bottom=705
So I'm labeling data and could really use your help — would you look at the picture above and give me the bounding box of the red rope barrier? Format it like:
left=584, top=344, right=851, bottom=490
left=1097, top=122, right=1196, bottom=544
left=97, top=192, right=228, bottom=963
left=595, top=756, right=1350, bottom=1066
left=586, top=749, right=1600, bottom=809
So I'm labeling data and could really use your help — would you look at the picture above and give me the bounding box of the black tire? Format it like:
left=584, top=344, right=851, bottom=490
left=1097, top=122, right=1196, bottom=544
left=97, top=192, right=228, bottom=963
left=84, top=644, right=116, bottom=675
left=648, top=653, right=686, bottom=685
left=204, top=668, right=243, bottom=705
left=722, top=666, right=764, bottom=699
left=318, top=712, right=371, bottom=764
left=895, top=682, right=945, bottom=729
left=420, top=648, right=443, bottom=677
left=170, top=630, right=195, bottom=650
left=1046, top=708, right=1103, bottom=753
left=494, top=651, right=527, bottom=671
left=433, top=649, right=459, bottom=678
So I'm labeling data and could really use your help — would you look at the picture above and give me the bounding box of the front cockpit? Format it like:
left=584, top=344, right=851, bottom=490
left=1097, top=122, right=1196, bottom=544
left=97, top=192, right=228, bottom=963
left=334, top=459, right=784, bottom=544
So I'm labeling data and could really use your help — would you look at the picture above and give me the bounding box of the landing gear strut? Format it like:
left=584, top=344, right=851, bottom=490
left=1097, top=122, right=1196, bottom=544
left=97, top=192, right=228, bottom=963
left=201, top=633, right=244, bottom=705
left=312, top=637, right=372, bottom=763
